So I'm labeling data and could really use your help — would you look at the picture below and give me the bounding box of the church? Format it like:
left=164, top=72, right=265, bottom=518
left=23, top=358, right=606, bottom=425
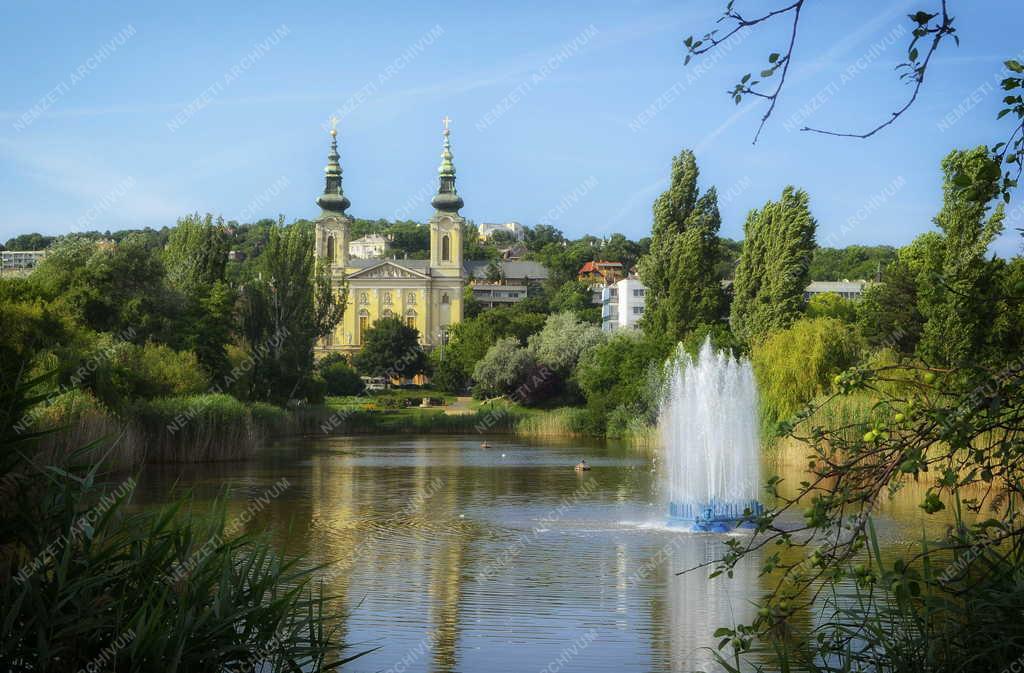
left=313, top=118, right=466, bottom=358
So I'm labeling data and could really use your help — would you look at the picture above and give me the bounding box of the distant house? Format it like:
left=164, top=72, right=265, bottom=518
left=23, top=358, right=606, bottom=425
left=477, top=221, right=525, bottom=241
left=804, top=280, right=868, bottom=301
left=349, top=233, right=390, bottom=259
left=0, top=250, right=47, bottom=276
left=602, top=276, right=646, bottom=331
left=466, top=260, right=548, bottom=308
left=578, top=260, right=624, bottom=284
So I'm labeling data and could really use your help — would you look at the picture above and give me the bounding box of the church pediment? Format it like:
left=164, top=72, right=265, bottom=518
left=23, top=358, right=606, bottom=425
left=347, top=261, right=430, bottom=280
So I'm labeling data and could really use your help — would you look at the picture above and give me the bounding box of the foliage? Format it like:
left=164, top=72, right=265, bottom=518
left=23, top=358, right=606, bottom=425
left=92, top=341, right=210, bottom=410
left=808, top=245, right=895, bottom=281
left=318, top=356, right=365, bottom=396
left=856, top=257, right=924, bottom=354
left=32, top=234, right=174, bottom=342
left=527, top=311, right=605, bottom=377
left=3, top=232, right=55, bottom=251
left=751, top=317, right=862, bottom=432
left=239, top=219, right=346, bottom=402
left=162, top=214, right=235, bottom=377
left=441, top=305, right=547, bottom=389
left=471, top=337, right=535, bottom=399
left=639, top=149, right=725, bottom=343
left=351, top=317, right=427, bottom=379
left=916, top=147, right=1005, bottom=365
left=547, top=279, right=599, bottom=322
left=806, top=292, right=857, bottom=323
left=730, top=186, right=817, bottom=344
left=575, top=330, right=664, bottom=433
left=428, top=348, right=468, bottom=394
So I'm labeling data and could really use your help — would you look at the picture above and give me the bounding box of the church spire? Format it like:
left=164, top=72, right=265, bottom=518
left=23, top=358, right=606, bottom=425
left=316, top=117, right=351, bottom=216
left=431, top=115, right=464, bottom=213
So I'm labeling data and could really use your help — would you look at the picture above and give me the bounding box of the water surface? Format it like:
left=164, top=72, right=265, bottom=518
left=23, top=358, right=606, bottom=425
left=133, top=434, right=925, bottom=673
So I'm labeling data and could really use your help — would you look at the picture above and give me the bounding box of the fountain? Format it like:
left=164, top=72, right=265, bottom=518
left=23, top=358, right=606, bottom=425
left=660, top=338, right=763, bottom=532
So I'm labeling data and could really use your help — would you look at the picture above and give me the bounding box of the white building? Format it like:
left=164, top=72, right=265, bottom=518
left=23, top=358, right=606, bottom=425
left=601, top=276, right=646, bottom=331
left=477, top=221, right=525, bottom=241
left=0, top=250, right=47, bottom=276
left=348, top=233, right=390, bottom=259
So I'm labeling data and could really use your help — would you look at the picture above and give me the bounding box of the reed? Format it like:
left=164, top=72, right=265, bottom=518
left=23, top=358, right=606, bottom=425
left=514, top=407, right=593, bottom=438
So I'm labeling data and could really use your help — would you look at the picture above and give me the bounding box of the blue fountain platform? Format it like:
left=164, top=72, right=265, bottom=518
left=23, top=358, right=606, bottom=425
left=667, top=499, right=764, bottom=532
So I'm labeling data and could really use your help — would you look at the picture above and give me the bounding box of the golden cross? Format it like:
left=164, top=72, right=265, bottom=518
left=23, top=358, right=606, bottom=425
left=329, top=115, right=339, bottom=133
left=442, top=115, right=451, bottom=131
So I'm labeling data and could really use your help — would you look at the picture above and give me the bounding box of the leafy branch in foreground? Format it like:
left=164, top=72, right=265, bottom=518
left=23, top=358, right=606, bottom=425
left=686, top=358, right=1024, bottom=672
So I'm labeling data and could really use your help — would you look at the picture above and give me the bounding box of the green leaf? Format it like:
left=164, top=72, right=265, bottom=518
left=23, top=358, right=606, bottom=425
left=768, top=52, right=780, bottom=63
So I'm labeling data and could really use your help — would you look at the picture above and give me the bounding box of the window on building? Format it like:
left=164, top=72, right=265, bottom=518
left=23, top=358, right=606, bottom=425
left=358, top=310, right=369, bottom=341
left=441, top=293, right=450, bottom=305
left=633, top=289, right=645, bottom=297
left=441, top=234, right=450, bottom=261
left=406, top=310, right=417, bottom=329
left=326, top=234, right=335, bottom=264
left=632, top=306, right=644, bottom=315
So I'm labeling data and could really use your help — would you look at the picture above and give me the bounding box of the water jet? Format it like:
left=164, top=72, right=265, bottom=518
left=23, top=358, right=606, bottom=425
left=660, top=338, right=763, bottom=532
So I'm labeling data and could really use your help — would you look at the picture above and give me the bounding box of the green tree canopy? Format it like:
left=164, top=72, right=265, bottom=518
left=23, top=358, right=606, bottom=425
left=639, top=149, right=725, bottom=345
left=352, top=317, right=427, bottom=379
left=730, top=186, right=817, bottom=344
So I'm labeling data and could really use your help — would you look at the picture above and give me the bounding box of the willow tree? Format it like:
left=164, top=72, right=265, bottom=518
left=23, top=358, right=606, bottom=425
left=729, top=186, right=817, bottom=344
left=638, top=150, right=724, bottom=346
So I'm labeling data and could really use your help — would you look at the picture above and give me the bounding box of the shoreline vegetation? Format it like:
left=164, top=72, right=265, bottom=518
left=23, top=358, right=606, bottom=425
left=31, top=387, right=662, bottom=467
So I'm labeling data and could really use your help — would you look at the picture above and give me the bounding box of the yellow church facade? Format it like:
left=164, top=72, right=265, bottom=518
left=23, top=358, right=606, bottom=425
left=313, top=119, right=466, bottom=359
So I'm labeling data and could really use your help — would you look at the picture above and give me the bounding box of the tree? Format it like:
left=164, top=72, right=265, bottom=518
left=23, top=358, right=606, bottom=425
left=856, top=257, right=924, bottom=354
left=471, top=337, right=535, bottom=399
left=352, top=317, right=427, bottom=379
left=527, top=311, right=605, bottom=377
left=3, top=233, right=55, bottom=251
left=638, top=150, right=724, bottom=345
left=805, top=292, right=857, bottom=323
left=524, top=224, right=565, bottom=252
left=441, top=306, right=548, bottom=388
left=239, top=219, right=345, bottom=402
left=730, top=186, right=817, bottom=344
left=547, top=279, right=599, bottom=323
left=575, top=330, right=664, bottom=433
left=916, top=147, right=1005, bottom=365
left=164, top=213, right=234, bottom=377
left=750, top=316, right=863, bottom=431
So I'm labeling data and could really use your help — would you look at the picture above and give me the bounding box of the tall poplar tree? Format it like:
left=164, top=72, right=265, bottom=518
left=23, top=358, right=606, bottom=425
left=730, top=186, right=817, bottom=344
left=638, top=150, right=724, bottom=346
left=916, top=146, right=1005, bottom=365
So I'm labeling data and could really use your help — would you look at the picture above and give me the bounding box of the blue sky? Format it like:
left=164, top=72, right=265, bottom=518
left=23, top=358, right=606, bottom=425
left=1, top=1, right=1021, bottom=256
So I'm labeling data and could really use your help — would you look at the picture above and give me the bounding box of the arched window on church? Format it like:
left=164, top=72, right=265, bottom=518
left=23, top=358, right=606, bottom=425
left=405, top=309, right=417, bottom=330
left=441, top=293, right=450, bottom=305
left=326, top=234, right=335, bottom=264
left=441, top=234, right=450, bottom=262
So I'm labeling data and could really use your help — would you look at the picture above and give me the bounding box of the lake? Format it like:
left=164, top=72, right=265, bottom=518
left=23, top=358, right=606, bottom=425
left=133, top=434, right=930, bottom=673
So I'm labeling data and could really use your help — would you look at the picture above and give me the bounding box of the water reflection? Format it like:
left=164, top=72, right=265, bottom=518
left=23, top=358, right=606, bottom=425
left=131, top=434, right=928, bottom=673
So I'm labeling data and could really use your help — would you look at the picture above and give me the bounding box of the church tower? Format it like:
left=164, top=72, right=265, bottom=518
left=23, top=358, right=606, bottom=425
left=429, top=116, right=464, bottom=277
left=314, top=119, right=351, bottom=274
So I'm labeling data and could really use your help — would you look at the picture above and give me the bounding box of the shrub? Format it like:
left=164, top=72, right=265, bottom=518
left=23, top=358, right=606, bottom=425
left=320, top=359, right=365, bottom=396
left=94, top=341, right=209, bottom=409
